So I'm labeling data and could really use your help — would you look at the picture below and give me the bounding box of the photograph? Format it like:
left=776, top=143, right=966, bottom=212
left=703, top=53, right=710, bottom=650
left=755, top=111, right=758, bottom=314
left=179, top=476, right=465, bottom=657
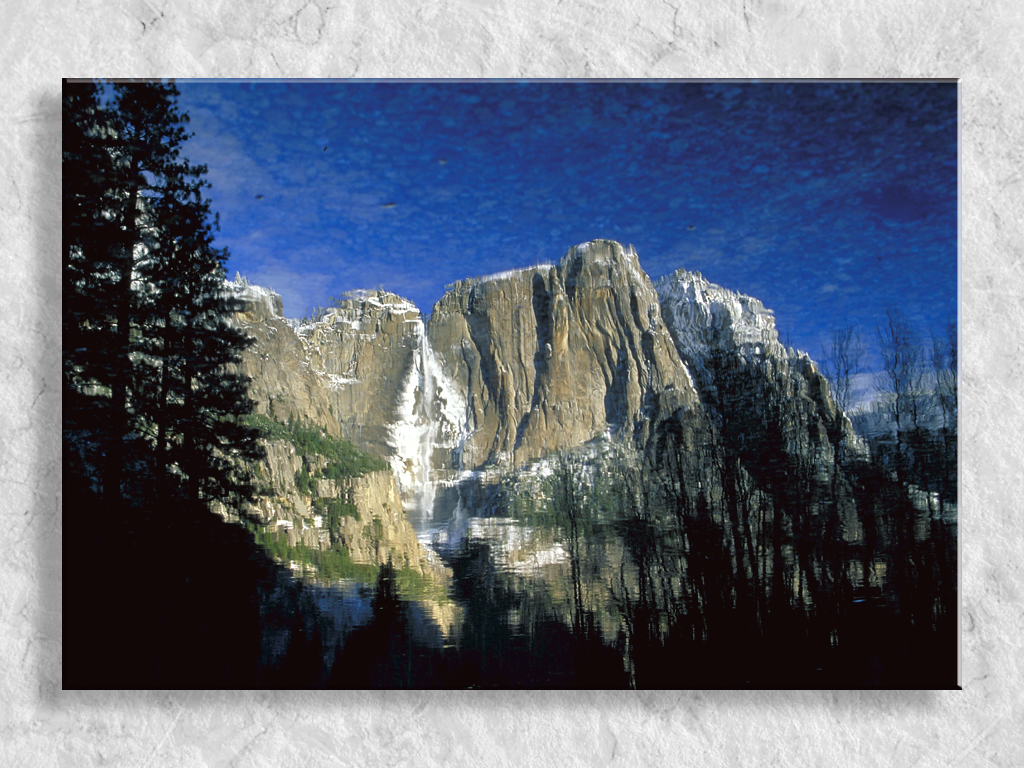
left=62, top=79, right=958, bottom=689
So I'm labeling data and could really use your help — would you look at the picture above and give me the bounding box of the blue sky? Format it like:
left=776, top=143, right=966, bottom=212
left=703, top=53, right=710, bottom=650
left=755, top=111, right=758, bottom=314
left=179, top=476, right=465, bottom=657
left=174, top=80, right=957, bottom=374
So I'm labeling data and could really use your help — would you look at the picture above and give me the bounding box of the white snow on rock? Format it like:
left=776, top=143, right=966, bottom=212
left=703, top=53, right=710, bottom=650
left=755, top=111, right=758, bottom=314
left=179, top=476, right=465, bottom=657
left=655, top=268, right=788, bottom=367
left=387, top=314, right=472, bottom=517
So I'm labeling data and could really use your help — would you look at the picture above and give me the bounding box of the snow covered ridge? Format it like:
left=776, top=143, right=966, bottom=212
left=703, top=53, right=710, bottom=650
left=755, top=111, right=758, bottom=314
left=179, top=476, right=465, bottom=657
left=443, top=263, right=555, bottom=293
left=288, top=289, right=422, bottom=338
left=225, top=276, right=422, bottom=331
left=439, top=241, right=649, bottom=298
left=340, top=289, right=420, bottom=316
left=225, top=273, right=283, bottom=304
left=223, top=274, right=286, bottom=323
left=561, top=240, right=656, bottom=294
left=566, top=238, right=639, bottom=263
left=655, top=268, right=788, bottom=363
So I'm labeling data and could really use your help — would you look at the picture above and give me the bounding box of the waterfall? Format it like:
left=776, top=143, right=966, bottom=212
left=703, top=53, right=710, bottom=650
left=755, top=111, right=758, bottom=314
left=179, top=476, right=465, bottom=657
left=389, top=317, right=440, bottom=520
left=388, top=312, right=472, bottom=529
left=413, top=325, right=439, bottom=517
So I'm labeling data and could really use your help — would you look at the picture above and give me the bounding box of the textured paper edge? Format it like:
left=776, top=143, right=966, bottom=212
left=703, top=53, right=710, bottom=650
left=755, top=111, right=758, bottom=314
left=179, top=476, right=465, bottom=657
left=2, top=1, right=1021, bottom=765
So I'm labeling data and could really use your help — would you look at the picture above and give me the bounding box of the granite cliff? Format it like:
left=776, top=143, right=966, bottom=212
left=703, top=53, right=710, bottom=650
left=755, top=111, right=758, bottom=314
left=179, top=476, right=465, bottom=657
left=227, top=240, right=859, bottom=520
left=428, top=240, right=701, bottom=470
left=219, top=240, right=868, bottom=658
left=231, top=279, right=339, bottom=436
left=655, top=268, right=864, bottom=481
left=224, top=278, right=452, bottom=596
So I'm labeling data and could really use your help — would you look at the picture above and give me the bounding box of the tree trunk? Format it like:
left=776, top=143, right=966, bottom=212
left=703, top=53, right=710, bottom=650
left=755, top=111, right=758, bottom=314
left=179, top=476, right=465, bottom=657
left=105, top=158, right=140, bottom=511
left=155, top=309, right=174, bottom=498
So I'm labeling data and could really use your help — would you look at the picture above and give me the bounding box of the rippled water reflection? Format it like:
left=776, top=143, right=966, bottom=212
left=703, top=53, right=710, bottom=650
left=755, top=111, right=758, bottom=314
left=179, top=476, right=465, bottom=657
left=270, top=454, right=957, bottom=689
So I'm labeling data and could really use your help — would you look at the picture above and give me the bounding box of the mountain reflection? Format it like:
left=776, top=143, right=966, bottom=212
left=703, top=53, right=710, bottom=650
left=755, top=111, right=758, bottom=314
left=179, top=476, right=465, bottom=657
left=64, top=437, right=954, bottom=690
left=260, top=441, right=957, bottom=689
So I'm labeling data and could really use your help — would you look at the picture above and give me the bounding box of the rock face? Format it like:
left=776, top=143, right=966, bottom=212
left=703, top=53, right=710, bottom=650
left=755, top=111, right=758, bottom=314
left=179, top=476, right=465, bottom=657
left=655, top=268, right=860, bottom=480
left=230, top=279, right=465, bottom=501
left=228, top=241, right=858, bottom=515
left=219, top=437, right=442, bottom=578
left=653, top=268, right=787, bottom=363
left=225, top=277, right=450, bottom=581
left=292, top=290, right=423, bottom=461
left=219, top=244, right=877, bottom=677
left=428, top=240, right=701, bottom=470
left=231, top=279, right=339, bottom=436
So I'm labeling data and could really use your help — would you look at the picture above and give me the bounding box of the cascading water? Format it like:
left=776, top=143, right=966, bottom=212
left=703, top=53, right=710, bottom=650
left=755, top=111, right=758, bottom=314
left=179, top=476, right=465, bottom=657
left=387, top=309, right=474, bottom=545
left=413, top=325, right=440, bottom=517
left=389, top=316, right=444, bottom=524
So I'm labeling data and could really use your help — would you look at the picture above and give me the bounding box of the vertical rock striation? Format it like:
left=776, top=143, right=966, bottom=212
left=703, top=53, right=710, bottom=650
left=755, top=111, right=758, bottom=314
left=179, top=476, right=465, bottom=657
left=228, top=241, right=860, bottom=519
left=427, top=240, right=701, bottom=470
left=224, top=278, right=451, bottom=584
left=230, top=280, right=467, bottom=507
left=232, top=279, right=339, bottom=435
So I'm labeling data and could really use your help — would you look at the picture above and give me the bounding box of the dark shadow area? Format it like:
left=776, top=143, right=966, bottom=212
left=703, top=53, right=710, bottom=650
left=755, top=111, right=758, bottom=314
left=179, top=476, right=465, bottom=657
left=62, top=449, right=289, bottom=689
left=513, top=272, right=552, bottom=451
left=621, top=453, right=958, bottom=690
left=58, top=423, right=956, bottom=691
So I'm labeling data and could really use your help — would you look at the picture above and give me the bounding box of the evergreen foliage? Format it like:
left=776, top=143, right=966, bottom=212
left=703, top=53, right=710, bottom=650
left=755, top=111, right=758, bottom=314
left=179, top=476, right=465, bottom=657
left=241, top=413, right=389, bottom=478
left=62, top=78, right=264, bottom=510
left=312, top=497, right=361, bottom=528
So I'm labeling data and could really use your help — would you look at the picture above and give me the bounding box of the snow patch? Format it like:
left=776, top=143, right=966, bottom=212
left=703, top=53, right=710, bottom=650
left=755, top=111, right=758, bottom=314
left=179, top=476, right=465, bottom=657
left=323, top=373, right=357, bottom=390
left=466, top=263, right=555, bottom=286
left=655, top=269, right=787, bottom=366
left=467, top=518, right=569, bottom=575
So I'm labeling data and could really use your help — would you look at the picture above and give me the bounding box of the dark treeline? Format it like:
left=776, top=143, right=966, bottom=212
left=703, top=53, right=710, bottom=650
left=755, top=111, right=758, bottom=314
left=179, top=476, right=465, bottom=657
left=63, top=78, right=264, bottom=515
left=638, top=417, right=957, bottom=688
left=622, top=332, right=958, bottom=688
left=63, top=79, right=288, bottom=688
left=823, top=312, right=958, bottom=518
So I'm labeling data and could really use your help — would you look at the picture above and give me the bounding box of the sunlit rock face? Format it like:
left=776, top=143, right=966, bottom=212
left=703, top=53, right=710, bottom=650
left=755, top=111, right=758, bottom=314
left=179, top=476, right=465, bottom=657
left=229, top=279, right=466, bottom=504
left=428, top=240, right=702, bottom=470
left=229, top=240, right=860, bottom=511
left=655, top=268, right=860, bottom=480
left=291, top=290, right=423, bottom=461
left=325, top=468, right=439, bottom=576
left=225, top=278, right=451, bottom=584
left=234, top=440, right=448, bottom=585
left=230, top=277, right=340, bottom=437
left=293, top=290, right=468, bottom=506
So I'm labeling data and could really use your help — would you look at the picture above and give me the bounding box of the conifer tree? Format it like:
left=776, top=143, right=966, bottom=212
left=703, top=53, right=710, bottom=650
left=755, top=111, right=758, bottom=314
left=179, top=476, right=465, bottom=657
left=63, top=81, right=121, bottom=427
left=63, top=78, right=263, bottom=511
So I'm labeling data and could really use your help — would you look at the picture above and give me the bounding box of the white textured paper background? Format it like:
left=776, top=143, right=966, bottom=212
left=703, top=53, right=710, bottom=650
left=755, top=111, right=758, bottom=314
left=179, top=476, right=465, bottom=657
left=2, top=1, right=1021, bottom=765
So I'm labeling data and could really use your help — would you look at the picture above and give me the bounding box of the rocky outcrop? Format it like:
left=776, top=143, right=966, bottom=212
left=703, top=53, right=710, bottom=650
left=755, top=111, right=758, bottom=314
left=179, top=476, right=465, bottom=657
left=428, top=240, right=702, bottom=470
left=218, top=242, right=886, bottom=673
left=653, top=269, right=787, bottom=364
left=230, top=279, right=339, bottom=436
left=327, top=468, right=431, bottom=573
left=228, top=241, right=860, bottom=516
left=655, top=268, right=861, bottom=480
left=302, top=291, right=467, bottom=502
left=223, top=277, right=451, bottom=581
left=220, top=437, right=441, bottom=577
left=240, top=438, right=327, bottom=550
left=292, top=290, right=423, bottom=461
left=231, top=280, right=467, bottom=506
